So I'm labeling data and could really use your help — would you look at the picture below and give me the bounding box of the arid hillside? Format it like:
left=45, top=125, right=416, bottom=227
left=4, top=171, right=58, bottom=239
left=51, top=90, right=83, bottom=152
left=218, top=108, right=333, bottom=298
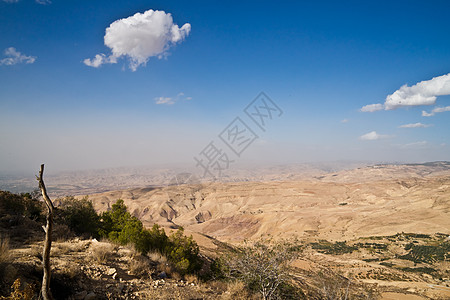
left=82, top=162, right=450, bottom=243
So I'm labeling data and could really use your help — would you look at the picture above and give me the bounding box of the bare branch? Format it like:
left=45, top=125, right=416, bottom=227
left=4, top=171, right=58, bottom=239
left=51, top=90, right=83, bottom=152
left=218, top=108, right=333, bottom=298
left=37, top=164, right=54, bottom=300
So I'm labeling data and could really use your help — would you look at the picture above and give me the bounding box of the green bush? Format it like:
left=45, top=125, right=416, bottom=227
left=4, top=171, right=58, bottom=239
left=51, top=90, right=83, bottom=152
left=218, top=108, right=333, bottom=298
left=100, top=199, right=144, bottom=246
left=100, top=200, right=203, bottom=274
left=0, top=190, right=43, bottom=220
left=166, top=227, right=201, bottom=275
left=56, top=196, right=100, bottom=238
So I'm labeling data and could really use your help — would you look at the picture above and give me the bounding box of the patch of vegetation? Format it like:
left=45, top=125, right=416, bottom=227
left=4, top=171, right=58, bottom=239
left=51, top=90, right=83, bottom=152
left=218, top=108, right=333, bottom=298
left=400, top=233, right=431, bottom=239
left=99, top=199, right=202, bottom=275
left=0, top=278, right=35, bottom=300
left=362, top=257, right=389, bottom=262
left=219, top=239, right=303, bottom=300
left=0, top=190, right=43, bottom=221
left=399, top=242, right=450, bottom=263
left=310, top=240, right=357, bottom=255
left=401, top=267, right=437, bottom=275
left=55, top=196, right=101, bottom=238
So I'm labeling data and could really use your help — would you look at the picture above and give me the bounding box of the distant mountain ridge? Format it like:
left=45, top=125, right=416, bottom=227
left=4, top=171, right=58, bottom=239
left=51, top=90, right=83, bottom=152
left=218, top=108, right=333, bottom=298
left=0, top=161, right=449, bottom=196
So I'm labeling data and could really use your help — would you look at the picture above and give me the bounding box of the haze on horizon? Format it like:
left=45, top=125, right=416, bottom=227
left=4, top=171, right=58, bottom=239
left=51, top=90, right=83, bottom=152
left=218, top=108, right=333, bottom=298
left=1, top=1, right=449, bottom=175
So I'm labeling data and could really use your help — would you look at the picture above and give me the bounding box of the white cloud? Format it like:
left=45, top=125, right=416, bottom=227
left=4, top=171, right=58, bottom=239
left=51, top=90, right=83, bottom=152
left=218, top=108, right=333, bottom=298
left=155, top=92, right=191, bottom=105
left=398, top=122, right=432, bottom=128
left=340, top=119, right=349, bottom=123
left=2, top=0, right=19, bottom=3
left=84, top=9, right=191, bottom=71
left=360, top=103, right=383, bottom=112
left=83, top=54, right=112, bottom=68
left=0, top=47, right=36, bottom=66
left=385, top=73, right=450, bottom=110
left=421, top=106, right=450, bottom=117
left=360, top=73, right=450, bottom=112
left=359, top=131, right=391, bottom=141
left=155, top=97, right=175, bottom=105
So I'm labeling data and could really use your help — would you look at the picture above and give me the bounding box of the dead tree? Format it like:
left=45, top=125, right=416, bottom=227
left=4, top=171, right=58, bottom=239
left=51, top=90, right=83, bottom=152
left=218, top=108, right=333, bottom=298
left=37, top=164, right=54, bottom=300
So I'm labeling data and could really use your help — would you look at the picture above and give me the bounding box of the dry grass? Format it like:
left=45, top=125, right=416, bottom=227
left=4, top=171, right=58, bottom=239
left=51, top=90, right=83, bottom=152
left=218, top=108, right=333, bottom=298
left=171, top=271, right=182, bottom=281
left=140, top=288, right=185, bottom=300
left=148, top=251, right=167, bottom=264
left=52, top=223, right=74, bottom=241
left=129, top=255, right=154, bottom=278
left=220, top=280, right=253, bottom=300
left=52, top=239, right=87, bottom=256
left=0, top=235, right=10, bottom=264
left=30, top=244, right=42, bottom=260
left=90, top=242, right=116, bottom=263
left=184, top=274, right=199, bottom=284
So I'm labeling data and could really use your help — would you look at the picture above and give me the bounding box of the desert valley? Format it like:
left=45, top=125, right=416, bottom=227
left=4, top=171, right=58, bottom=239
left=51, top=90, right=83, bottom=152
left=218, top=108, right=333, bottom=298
left=1, top=162, right=449, bottom=299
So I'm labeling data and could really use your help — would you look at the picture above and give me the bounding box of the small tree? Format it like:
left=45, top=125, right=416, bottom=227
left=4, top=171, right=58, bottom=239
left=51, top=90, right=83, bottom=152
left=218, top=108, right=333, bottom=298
left=56, top=196, right=100, bottom=238
left=224, top=239, right=300, bottom=300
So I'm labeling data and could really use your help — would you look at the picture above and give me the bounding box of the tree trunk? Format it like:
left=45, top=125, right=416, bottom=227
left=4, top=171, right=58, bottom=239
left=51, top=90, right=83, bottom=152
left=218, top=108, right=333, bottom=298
left=37, top=164, right=54, bottom=300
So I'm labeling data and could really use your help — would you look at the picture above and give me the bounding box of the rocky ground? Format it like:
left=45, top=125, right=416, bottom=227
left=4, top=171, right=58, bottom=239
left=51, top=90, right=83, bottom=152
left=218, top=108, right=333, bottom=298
left=2, top=238, right=244, bottom=300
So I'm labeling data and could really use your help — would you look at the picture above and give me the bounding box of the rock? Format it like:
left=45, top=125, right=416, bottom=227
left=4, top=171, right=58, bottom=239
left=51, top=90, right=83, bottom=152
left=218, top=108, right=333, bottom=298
left=84, top=292, right=96, bottom=300
left=106, top=267, right=116, bottom=276
left=158, top=271, right=167, bottom=279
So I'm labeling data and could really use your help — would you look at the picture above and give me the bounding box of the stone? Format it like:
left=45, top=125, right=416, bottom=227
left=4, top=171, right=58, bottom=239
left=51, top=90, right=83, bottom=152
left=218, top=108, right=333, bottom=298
left=106, top=267, right=116, bottom=276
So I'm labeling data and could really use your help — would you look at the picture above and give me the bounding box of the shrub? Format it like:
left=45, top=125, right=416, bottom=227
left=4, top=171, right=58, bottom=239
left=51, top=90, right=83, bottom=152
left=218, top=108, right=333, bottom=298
left=55, top=196, right=100, bottom=238
left=222, top=239, right=300, bottom=300
left=90, top=242, right=116, bottom=263
left=100, top=200, right=203, bottom=275
left=0, top=190, right=43, bottom=220
left=165, top=227, right=201, bottom=275
left=0, top=278, right=35, bottom=300
left=100, top=199, right=144, bottom=246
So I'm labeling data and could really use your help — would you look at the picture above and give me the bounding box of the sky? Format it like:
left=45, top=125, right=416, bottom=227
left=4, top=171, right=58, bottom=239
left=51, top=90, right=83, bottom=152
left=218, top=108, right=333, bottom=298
left=0, top=0, right=450, bottom=175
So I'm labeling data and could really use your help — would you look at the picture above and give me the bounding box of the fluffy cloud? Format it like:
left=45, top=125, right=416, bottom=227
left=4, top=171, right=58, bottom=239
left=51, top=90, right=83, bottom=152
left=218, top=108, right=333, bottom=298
left=398, top=122, right=432, bottom=128
left=360, top=73, right=450, bottom=112
left=359, top=131, right=391, bottom=141
left=385, top=73, right=450, bottom=110
left=340, top=119, right=349, bottom=123
left=154, top=92, right=191, bottom=105
left=422, top=106, right=450, bottom=117
left=84, top=9, right=191, bottom=71
left=0, top=47, right=36, bottom=66
left=360, top=103, right=383, bottom=112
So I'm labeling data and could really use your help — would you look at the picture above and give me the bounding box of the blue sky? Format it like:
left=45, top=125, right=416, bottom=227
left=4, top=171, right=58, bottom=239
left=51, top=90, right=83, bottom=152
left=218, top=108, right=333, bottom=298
left=1, top=0, right=449, bottom=174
